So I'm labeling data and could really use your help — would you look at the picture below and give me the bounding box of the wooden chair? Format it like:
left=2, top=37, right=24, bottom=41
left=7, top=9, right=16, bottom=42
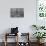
left=4, top=33, right=18, bottom=46
left=20, top=33, right=30, bottom=46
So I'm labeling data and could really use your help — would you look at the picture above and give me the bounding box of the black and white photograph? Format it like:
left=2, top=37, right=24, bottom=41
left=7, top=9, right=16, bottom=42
left=10, top=8, right=24, bottom=17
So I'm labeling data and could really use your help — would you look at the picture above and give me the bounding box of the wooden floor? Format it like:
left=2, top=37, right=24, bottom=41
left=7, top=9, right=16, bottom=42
left=0, top=42, right=46, bottom=46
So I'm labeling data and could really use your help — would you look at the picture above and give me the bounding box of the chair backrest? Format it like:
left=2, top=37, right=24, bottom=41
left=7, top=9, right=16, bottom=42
left=11, top=27, right=18, bottom=34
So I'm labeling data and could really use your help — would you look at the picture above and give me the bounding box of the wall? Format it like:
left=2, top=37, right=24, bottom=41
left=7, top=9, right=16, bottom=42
left=0, top=0, right=36, bottom=42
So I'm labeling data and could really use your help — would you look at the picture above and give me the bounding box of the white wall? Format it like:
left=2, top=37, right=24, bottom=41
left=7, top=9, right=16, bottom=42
left=0, top=0, right=36, bottom=42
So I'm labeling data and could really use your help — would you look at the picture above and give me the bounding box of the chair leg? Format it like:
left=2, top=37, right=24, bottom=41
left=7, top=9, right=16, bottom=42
left=4, top=33, right=7, bottom=46
left=16, top=34, right=18, bottom=46
left=5, top=41, right=7, bottom=46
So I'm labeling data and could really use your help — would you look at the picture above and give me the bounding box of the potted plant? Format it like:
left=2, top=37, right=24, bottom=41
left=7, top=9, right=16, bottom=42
left=33, top=32, right=46, bottom=43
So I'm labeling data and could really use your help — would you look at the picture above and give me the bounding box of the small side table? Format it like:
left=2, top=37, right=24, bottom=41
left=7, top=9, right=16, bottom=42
left=4, top=33, right=18, bottom=46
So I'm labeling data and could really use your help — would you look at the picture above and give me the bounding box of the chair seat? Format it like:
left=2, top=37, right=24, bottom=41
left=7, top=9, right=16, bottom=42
left=6, top=33, right=17, bottom=36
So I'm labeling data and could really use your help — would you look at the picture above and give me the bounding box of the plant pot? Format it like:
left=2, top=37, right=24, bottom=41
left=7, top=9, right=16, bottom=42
left=37, top=39, right=40, bottom=43
left=37, top=39, right=45, bottom=44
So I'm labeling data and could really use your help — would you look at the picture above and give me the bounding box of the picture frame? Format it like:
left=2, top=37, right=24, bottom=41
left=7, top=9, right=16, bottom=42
left=10, top=8, right=24, bottom=18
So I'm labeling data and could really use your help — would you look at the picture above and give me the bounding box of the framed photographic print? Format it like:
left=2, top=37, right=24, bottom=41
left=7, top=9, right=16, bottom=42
left=10, top=8, right=24, bottom=18
left=36, top=0, right=46, bottom=26
left=37, top=0, right=46, bottom=18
